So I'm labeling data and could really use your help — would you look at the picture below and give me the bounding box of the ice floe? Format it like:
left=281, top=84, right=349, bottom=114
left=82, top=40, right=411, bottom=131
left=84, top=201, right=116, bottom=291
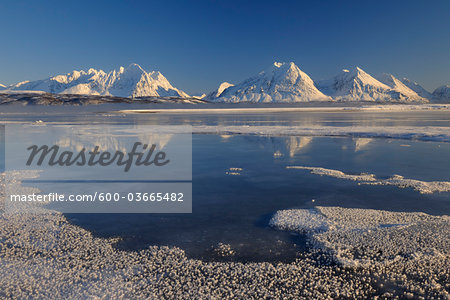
left=225, top=167, right=243, bottom=176
left=287, top=166, right=377, bottom=182
left=287, top=165, right=450, bottom=194
left=270, top=206, right=450, bottom=270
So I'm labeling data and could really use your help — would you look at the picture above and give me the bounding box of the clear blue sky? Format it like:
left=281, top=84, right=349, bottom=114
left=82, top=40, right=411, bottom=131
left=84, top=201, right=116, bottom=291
left=0, top=0, right=449, bottom=94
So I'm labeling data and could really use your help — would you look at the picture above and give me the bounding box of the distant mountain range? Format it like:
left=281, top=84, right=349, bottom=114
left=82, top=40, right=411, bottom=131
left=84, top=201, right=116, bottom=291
left=1, top=62, right=449, bottom=103
left=209, top=62, right=449, bottom=103
left=0, top=64, right=187, bottom=98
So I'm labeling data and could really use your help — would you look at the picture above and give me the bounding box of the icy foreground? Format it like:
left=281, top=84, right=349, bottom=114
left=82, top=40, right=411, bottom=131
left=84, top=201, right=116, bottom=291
left=1, top=172, right=449, bottom=298
left=287, top=166, right=450, bottom=194
left=3, top=64, right=188, bottom=98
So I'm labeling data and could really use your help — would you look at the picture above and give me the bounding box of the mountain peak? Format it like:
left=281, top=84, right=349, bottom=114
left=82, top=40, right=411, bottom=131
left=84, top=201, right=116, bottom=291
left=343, top=66, right=368, bottom=77
left=271, top=61, right=297, bottom=70
left=432, top=85, right=450, bottom=103
left=115, top=64, right=147, bottom=78
left=399, top=78, right=432, bottom=100
left=125, top=63, right=145, bottom=72
left=326, top=67, right=427, bottom=102
left=206, top=82, right=234, bottom=99
left=376, top=73, right=427, bottom=101
left=213, top=62, right=330, bottom=103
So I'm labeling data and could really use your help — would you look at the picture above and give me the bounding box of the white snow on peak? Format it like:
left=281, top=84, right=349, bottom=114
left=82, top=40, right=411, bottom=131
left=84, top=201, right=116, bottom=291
left=206, top=82, right=234, bottom=99
left=376, top=73, right=428, bottom=102
left=318, top=67, right=427, bottom=103
left=0, top=83, right=5, bottom=90
left=273, top=62, right=283, bottom=68
left=212, top=62, right=331, bottom=103
left=400, top=77, right=432, bottom=99
left=8, top=64, right=188, bottom=98
left=193, top=93, right=207, bottom=99
left=432, top=85, right=450, bottom=103
left=217, top=82, right=234, bottom=95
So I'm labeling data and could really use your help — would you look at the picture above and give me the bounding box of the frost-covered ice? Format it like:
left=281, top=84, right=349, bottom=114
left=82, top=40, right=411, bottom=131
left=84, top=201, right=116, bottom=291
left=270, top=207, right=450, bottom=271
left=287, top=165, right=450, bottom=194
left=287, top=166, right=377, bottom=182
left=2, top=172, right=450, bottom=298
left=368, top=174, right=450, bottom=194
left=270, top=208, right=329, bottom=232
left=225, top=167, right=243, bottom=176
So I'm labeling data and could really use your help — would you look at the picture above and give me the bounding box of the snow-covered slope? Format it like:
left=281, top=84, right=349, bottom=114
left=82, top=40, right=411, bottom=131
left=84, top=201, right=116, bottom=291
left=400, top=78, right=433, bottom=99
left=0, top=84, right=5, bottom=90
left=193, top=93, right=207, bottom=99
left=376, top=73, right=428, bottom=102
left=213, top=62, right=331, bottom=103
left=318, top=67, right=426, bottom=102
left=207, top=82, right=234, bottom=99
left=8, top=64, right=188, bottom=98
left=432, top=85, right=450, bottom=103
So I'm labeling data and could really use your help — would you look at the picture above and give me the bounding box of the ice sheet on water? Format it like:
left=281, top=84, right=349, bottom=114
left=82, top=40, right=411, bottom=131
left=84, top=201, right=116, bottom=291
left=287, top=166, right=450, bottom=194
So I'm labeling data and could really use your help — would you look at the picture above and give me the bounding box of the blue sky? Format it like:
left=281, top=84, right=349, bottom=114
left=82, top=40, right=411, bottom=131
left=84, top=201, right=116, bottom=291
left=0, top=0, right=449, bottom=94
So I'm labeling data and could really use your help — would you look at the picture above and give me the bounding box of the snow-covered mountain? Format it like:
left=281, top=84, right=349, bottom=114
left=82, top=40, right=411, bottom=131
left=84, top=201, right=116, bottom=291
left=212, top=62, right=331, bottom=103
left=432, top=85, right=450, bottom=103
left=376, top=73, right=427, bottom=102
left=400, top=78, right=433, bottom=99
left=206, top=82, right=234, bottom=99
left=0, top=84, right=5, bottom=90
left=317, top=67, right=427, bottom=102
left=7, top=64, right=188, bottom=98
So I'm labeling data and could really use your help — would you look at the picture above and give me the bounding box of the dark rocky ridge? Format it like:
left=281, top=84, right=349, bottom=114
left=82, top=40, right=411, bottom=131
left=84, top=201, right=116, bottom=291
left=0, top=93, right=208, bottom=106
